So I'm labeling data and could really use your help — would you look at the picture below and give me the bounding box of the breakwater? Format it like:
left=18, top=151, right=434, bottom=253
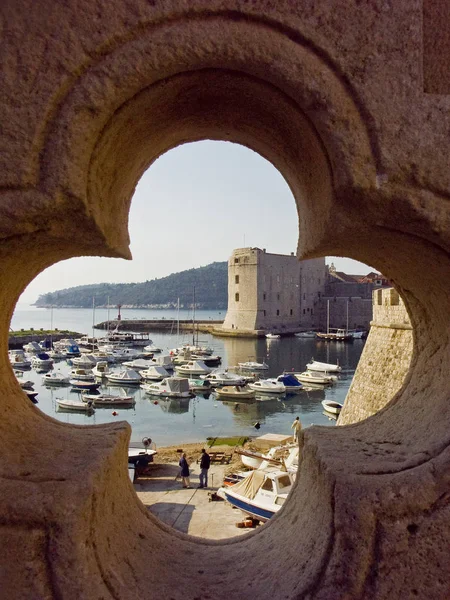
left=95, top=319, right=223, bottom=333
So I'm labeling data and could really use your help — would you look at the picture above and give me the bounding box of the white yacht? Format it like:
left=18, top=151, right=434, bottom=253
left=9, top=350, right=31, bottom=369
left=307, top=359, right=342, bottom=373
left=202, top=371, right=246, bottom=387
left=294, top=371, right=334, bottom=385
left=238, top=361, right=269, bottom=371
left=106, top=369, right=142, bottom=385
left=175, top=360, right=212, bottom=376
left=248, top=379, right=286, bottom=394
left=140, top=366, right=170, bottom=381
left=142, top=377, right=192, bottom=398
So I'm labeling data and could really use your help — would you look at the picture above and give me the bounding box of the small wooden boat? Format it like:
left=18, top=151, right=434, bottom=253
left=56, top=398, right=95, bottom=412
left=69, top=378, right=101, bottom=390
left=82, top=393, right=135, bottom=407
left=215, top=385, right=256, bottom=400
left=321, top=400, right=343, bottom=415
left=238, top=361, right=269, bottom=371
left=294, top=371, right=334, bottom=385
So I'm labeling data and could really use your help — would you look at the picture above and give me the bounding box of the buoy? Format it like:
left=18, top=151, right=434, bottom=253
left=254, top=421, right=261, bottom=430
left=153, top=400, right=158, bottom=405
left=112, top=411, right=118, bottom=416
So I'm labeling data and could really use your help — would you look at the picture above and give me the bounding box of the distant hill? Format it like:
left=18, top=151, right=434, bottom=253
left=35, top=262, right=228, bottom=309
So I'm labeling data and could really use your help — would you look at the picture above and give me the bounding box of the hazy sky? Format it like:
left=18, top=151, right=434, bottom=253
left=19, top=142, right=373, bottom=304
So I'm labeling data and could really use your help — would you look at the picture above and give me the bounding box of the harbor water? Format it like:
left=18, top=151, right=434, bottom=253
left=11, top=305, right=365, bottom=446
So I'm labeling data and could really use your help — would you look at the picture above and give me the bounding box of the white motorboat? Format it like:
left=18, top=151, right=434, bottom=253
left=175, top=360, right=212, bottom=376
left=218, top=468, right=294, bottom=522
left=322, top=400, right=343, bottom=415
left=142, top=377, right=192, bottom=398
left=71, top=354, right=98, bottom=368
left=140, top=366, right=170, bottom=381
left=143, top=344, right=162, bottom=353
left=92, top=361, right=110, bottom=378
left=42, top=371, right=70, bottom=385
left=238, top=361, right=269, bottom=371
left=111, top=347, right=144, bottom=361
left=31, top=353, right=54, bottom=369
left=22, top=341, right=41, bottom=353
left=294, top=371, right=334, bottom=385
left=106, top=369, right=142, bottom=385
left=47, top=349, right=66, bottom=360
left=70, top=368, right=95, bottom=381
left=294, top=331, right=316, bottom=338
left=215, top=385, right=256, bottom=400
left=122, top=358, right=157, bottom=371
left=202, top=371, right=246, bottom=387
left=267, top=374, right=304, bottom=392
left=56, top=398, right=95, bottom=412
left=248, top=379, right=286, bottom=394
left=265, top=333, right=281, bottom=339
left=307, top=359, right=342, bottom=373
left=9, top=350, right=31, bottom=369
left=69, top=378, right=101, bottom=391
left=82, top=393, right=136, bottom=407
left=188, top=378, right=212, bottom=393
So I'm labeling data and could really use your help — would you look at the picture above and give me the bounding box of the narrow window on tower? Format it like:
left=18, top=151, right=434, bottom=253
left=290, top=309, right=293, bottom=316
left=235, top=275, right=239, bottom=284
left=235, top=293, right=239, bottom=302
left=276, top=309, right=280, bottom=316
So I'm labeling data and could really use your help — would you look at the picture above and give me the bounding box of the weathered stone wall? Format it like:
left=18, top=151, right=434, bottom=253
left=1, top=2, right=450, bottom=599
left=339, top=288, right=413, bottom=425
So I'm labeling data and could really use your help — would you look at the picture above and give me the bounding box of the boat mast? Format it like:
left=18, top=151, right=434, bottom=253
left=346, top=300, right=349, bottom=334
left=177, top=297, right=180, bottom=340
left=107, top=295, right=110, bottom=337
left=327, top=299, right=330, bottom=334
left=192, top=287, right=196, bottom=346
left=92, top=296, right=95, bottom=352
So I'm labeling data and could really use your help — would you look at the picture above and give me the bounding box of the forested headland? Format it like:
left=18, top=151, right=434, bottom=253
left=35, top=262, right=228, bottom=309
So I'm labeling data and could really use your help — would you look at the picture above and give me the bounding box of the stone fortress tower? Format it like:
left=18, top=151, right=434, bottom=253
left=222, top=247, right=326, bottom=334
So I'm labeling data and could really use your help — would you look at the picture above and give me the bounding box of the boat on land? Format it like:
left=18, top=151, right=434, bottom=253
left=15, top=374, right=34, bottom=390
left=307, top=359, right=342, bottom=373
left=175, top=360, right=212, bottom=376
left=56, top=398, right=95, bottom=412
left=268, top=374, right=304, bottom=392
left=215, top=385, right=256, bottom=400
left=218, top=468, right=294, bottom=522
left=265, top=333, right=281, bottom=339
left=140, top=365, right=170, bottom=381
left=42, top=371, right=70, bottom=385
left=82, top=393, right=135, bottom=407
left=106, top=369, right=142, bottom=385
left=142, top=377, right=193, bottom=398
left=248, top=379, right=286, bottom=394
left=238, top=361, right=269, bottom=371
left=294, top=371, right=334, bottom=385
left=24, top=389, right=39, bottom=402
left=202, top=371, right=246, bottom=387
left=322, top=400, right=343, bottom=415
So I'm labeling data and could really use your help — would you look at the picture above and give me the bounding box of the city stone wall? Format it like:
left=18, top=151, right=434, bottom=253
left=338, top=289, right=413, bottom=425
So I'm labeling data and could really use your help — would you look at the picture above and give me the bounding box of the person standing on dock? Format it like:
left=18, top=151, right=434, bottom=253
left=179, top=453, right=191, bottom=488
left=291, top=416, right=302, bottom=443
left=198, top=449, right=211, bottom=488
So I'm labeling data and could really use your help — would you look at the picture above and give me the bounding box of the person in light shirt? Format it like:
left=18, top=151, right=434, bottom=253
left=291, top=416, right=302, bottom=443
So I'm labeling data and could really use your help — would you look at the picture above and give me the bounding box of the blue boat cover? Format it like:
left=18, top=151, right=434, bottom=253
left=37, top=352, right=50, bottom=360
left=279, top=374, right=301, bottom=387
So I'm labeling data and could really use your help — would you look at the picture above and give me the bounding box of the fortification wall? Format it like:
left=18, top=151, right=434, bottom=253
left=338, top=289, right=413, bottom=425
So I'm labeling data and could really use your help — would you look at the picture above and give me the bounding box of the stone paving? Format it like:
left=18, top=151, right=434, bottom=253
left=135, top=461, right=253, bottom=540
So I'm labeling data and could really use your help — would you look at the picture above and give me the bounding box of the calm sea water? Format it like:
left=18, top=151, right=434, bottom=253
left=11, top=305, right=365, bottom=446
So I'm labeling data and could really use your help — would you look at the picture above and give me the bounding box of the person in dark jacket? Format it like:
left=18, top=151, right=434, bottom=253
left=179, top=453, right=191, bottom=488
left=198, top=448, right=211, bottom=488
